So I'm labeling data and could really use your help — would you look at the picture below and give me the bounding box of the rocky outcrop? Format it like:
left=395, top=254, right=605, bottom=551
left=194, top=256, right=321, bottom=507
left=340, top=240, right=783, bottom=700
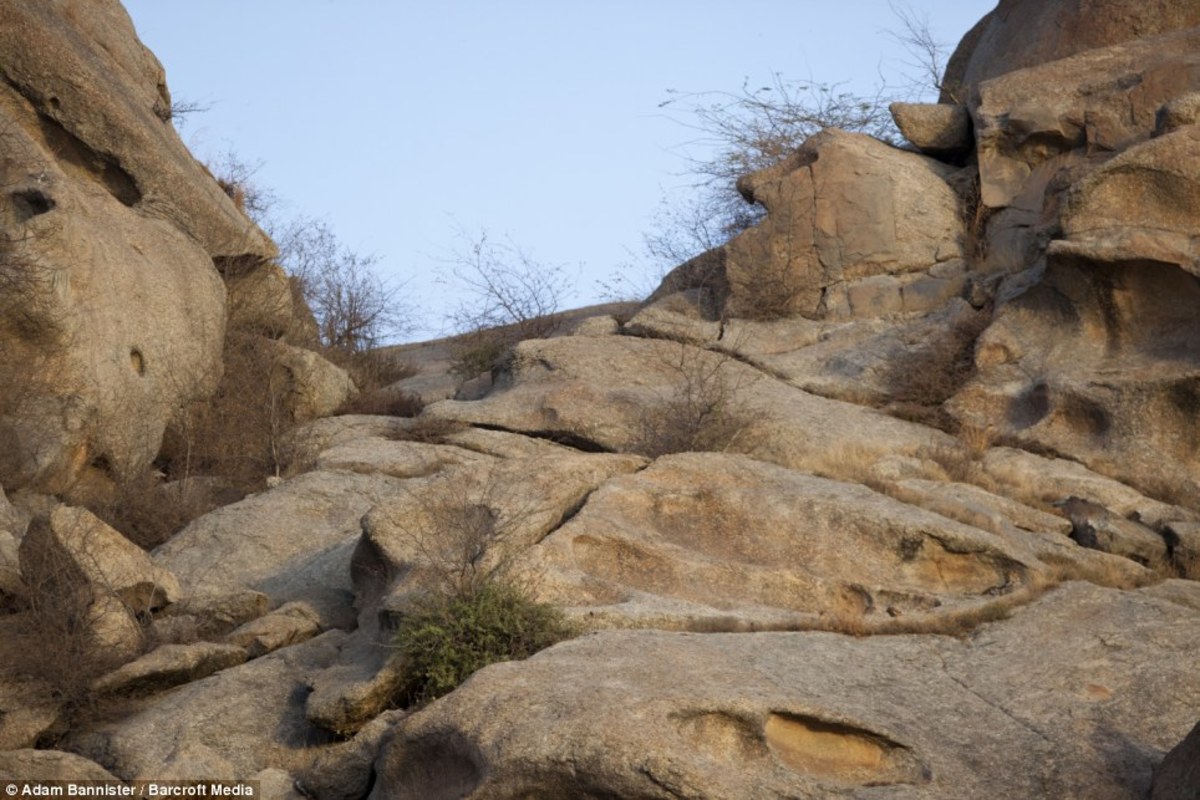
left=425, top=334, right=958, bottom=481
left=154, top=470, right=410, bottom=624
left=943, top=0, right=1200, bottom=98
left=0, top=2, right=274, bottom=259
left=0, top=0, right=278, bottom=497
left=888, top=102, right=972, bottom=158
left=19, top=505, right=180, bottom=611
left=5, top=4, right=1200, bottom=799
left=972, top=27, right=1200, bottom=213
left=372, top=583, right=1200, bottom=799
left=724, top=129, right=963, bottom=319
left=70, top=632, right=346, bottom=780
left=504, top=452, right=1144, bottom=632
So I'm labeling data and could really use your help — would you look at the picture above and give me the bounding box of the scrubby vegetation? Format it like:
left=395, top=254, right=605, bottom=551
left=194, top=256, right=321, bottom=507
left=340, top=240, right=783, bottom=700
left=393, top=581, right=572, bottom=706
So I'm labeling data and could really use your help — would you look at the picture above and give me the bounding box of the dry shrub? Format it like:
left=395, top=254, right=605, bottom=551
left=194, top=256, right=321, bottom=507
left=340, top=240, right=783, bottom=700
left=87, top=472, right=230, bottom=550
left=445, top=231, right=568, bottom=380
left=159, top=331, right=294, bottom=495
left=385, top=471, right=573, bottom=707
left=3, top=517, right=150, bottom=729
left=331, top=348, right=418, bottom=394
left=630, top=344, right=763, bottom=458
left=388, top=415, right=469, bottom=445
left=884, top=309, right=992, bottom=430
left=336, top=388, right=424, bottom=418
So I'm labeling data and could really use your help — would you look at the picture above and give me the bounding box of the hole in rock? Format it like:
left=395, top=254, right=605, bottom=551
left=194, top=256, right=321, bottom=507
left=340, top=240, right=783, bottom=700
left=765, top=712, right=928, bottom=786
left=12, top=189, right=55, bottom=221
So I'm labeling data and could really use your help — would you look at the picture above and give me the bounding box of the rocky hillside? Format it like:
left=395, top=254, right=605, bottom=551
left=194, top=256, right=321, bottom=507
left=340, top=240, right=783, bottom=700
left=3, top=1, right=1200, bottom=798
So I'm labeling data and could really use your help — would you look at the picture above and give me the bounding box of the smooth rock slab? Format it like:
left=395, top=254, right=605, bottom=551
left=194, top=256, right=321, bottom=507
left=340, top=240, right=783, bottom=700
left=70, top=631, right=346, bottom=780
left=373, top=582, right=1200, bottom=799
left=155, top=471, right=410, bottom=621
left=92, top=642, right=247, bottom=696
left=509, top=452, right=1137, bottom=632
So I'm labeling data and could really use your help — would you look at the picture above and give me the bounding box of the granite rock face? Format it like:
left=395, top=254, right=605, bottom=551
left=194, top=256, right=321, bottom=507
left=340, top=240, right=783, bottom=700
left=0, top=0, right=276, bottom=496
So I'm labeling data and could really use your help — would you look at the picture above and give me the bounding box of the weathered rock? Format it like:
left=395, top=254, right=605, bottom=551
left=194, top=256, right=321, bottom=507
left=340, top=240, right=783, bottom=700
left=0, top=749, right=119, bottom=782
left=889, top=478, right=1071, bottom=537
left=0, top=483, right=26, bottom=536
left=725, top=129, right=962, bottom=319
left=945, top=0, right=1200, bottom=96
left=252, top=768, right=306, bottom=800
left=92, top=642, right=247, bottom=696
left=425, top=335, right=958, bottom=482
left=973, top=27, right=1200, bottom=211
left=1152, top=720, right=1200, bottom=800
left=142, top=741, right=236, bottom=782
left=506, top=452, right=1144, bottom=632
left=980, top=447, right=1196, bottom=529
left=153, top=590, right=271, bottom=643
left=889, top=102, right=972, bottom=157
left=568, top=314, right=620, bottom=336
left=1157, top=92, right=1200, bottom=135
left=372, top=583, right=1200, bottom=799
left=283, top=414, right=414, bottom=469
left=87, top=592, right=145, bottom=662
left=70, top=631, right=346, bottom=780
left=1162, top=522, right=1200, bottom=579
left=262, top=339, right=358, bottom=423
left=0, top=673, right=62, bottom=750
left=155, top=471, right=408, bottom=624
left=1051, top=126, right=1200, bottom=274
left=952, top=256, right=1200, bottom=503
left=1055, top=497, right=1168, bottom=567
left=296, top=710, right=408, bottom=800
left=19, top=505, right=180, bottom=611
left=226, top=601, right=323, bottom=658
left=0, top=528, right=22, bottom=604
left=314, top=437, right=492, bottom=480
left=304, top=627, right=405, bottom=737
left=0, top=0, right=296, bottom=495
left=357, top=450, right=646, bottom=608
left=0, top=113, right=227, bottom=495
left=735, top=300, right=981, bottom=409
left=226, top=261, right=308, bottom=340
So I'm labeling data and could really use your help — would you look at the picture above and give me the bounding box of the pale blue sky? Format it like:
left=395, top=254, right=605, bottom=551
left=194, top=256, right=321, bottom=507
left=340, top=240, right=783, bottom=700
left=123, top=1, right=994, bottom=341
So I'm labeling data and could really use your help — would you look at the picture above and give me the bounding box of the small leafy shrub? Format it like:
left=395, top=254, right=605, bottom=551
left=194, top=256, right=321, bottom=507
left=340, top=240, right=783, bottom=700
left=393, top=581, right=572, bottom=706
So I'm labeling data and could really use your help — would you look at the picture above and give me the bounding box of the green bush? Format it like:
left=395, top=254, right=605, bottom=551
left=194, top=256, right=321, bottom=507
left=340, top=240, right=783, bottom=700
left=394, top=581, right=572, bottom=706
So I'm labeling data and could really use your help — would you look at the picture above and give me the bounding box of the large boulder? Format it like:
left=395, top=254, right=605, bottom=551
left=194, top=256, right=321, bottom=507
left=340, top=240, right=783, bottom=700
left=972, top=27, right=1200, bottom=212
left=951, top=256, right=1200, bottom=504
left=425, top=335, right=959, bottom=483
left=505, top=452, right=1143, bottom=633
left=372, top=583, right=1200, bottom=799
left=69, top=631, right=346, bottom=780
left=944, top=0, right=1200, bottom=99
left=154, top=469, right=412, bottom=623
left=20, top=504, right=181, bottom=611
left=1052, top=126, right=1200, bottom=275
left=0, top=0, right=274, bottom=260
left=1152, top=720, right=1200, bottom=800
left=723, top=129, right=963, bottom=319
left=0, top=0, right=279, bottom=496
